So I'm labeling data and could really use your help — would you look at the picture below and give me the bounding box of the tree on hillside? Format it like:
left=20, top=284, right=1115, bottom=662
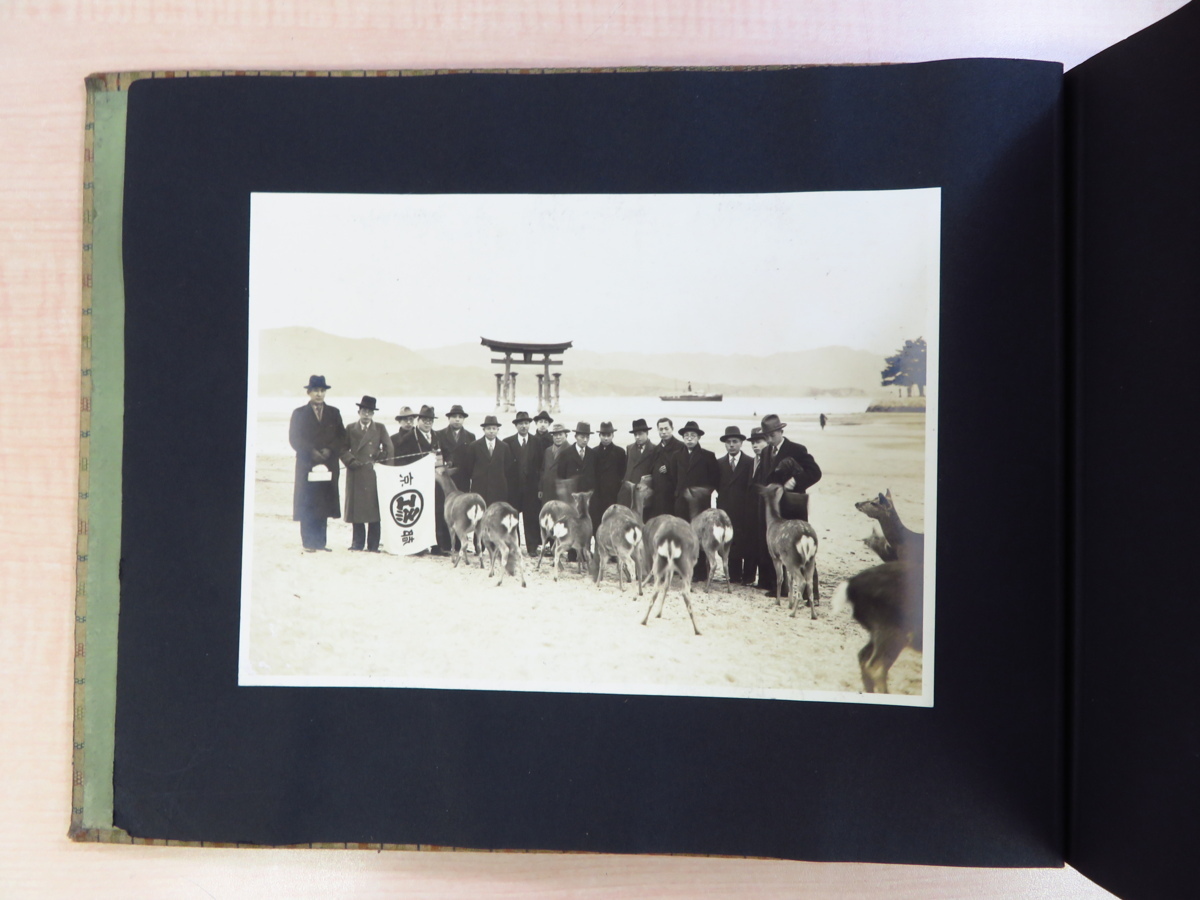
left=881, top=338, right=927, bottom=397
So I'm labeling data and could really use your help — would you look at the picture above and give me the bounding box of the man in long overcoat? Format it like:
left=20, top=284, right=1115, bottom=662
left=672, top=421, right=721, bottom=519
left=539, top=423, right=570, bottom=505
left=673, top=420, right=721, bottom=581
left=289, top=375, right=347, bottom=552
left=460, top=415, right=515, bottom=507
left=437, top=404, right=475, bottom=491
left=648, top=417, right=685, bottom=519
left=503, top=411, right=543, bottom=555
left=745, top=427, right=772, bottom=590
left=618, top=418, right=656, bottom=511
left=340, top=395, right=393, bottom=552
left=716, top=426, right=755, bottom=583
left=588, top=422, right=627, bottom=533
left=412, top=405, right=449, bottom=554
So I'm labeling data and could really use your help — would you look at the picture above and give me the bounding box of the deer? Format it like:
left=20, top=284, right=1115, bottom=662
left=550, top=491, right=594, bottom=581
left=479, top=501, right=527, bottom=588
left=434, top=466, right=487, bottom=569
left=594, top=503, right=644, bottom=594
left=832, top=559, right=923, bottom=693
left=631, top=474, right=653, bottom=520
left=755, top=483, right=820, bottom=618
left=641, top=515, right=702, bottom=635
left=855, top=489, right=924, bottom=563
left=536, top=499, right=575, bottom=571
left=690, top=507, right=733, bottom=593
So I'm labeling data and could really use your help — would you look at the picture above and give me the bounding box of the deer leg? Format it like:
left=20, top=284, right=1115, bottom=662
left=679, top=578, right=702, bottom=636
left=633, top=553, right=643, bottom=597
left=864, top=629, right=909, bottom=694
left=773, top=558, right=784, bottom=606
left=642, top=565, right=663, bottom=625
left=722, top=547, right=732, bottom=593
left=857, top=641, right=877, bottom=692
left=476, top=532, right=485, bottom=569
left=704, top=549, right=715, bottom=593
left=812, top=565, right=820, bottom=608
left=451, top=532, right=462, bottom=568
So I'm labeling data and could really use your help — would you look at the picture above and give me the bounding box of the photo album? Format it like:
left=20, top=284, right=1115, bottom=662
left=73, top=4, right=1199, bottom=899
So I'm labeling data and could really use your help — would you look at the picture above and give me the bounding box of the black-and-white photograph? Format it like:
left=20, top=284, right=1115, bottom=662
left=239, top=190, right=939, bottom=705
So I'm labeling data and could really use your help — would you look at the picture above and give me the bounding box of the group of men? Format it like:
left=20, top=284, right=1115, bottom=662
left=288, top=374, right=822, bottom=594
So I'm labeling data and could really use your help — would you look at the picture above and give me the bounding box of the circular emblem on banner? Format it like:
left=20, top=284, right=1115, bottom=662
left=390, top=490, right=424, bottom=527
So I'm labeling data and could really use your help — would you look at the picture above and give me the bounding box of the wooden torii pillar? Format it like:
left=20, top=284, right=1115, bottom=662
left=480, top=338, right=573, bottom=414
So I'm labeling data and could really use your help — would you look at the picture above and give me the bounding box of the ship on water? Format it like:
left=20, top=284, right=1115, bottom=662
left=659, top=382, right=723, bottom=402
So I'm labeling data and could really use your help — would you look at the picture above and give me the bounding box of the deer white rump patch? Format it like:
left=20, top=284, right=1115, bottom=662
left=468, top=505, right=484, bottom=523
left=796, top=535, right=816, bottom=560
left=712, top=525, right=731, bottom=545
left=552, top=522, right=568, bottom=539
left=502, top=514, right=518, bottom=533
left=657, top=540, right=682, bottom=561
left=831, top=581, right=851, bottom=615
left=626, top=526, right=643, bottom=547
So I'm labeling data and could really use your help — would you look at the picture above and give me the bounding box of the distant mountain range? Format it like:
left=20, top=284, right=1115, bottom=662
left=258, top=327, right=886, bottom=397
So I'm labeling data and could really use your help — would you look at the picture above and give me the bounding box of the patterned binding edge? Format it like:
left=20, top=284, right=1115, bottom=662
left=71, top=67, right=778, bottom=855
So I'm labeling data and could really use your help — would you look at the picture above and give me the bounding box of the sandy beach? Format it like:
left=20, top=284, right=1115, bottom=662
left=240, top=409, right=927, bottom=701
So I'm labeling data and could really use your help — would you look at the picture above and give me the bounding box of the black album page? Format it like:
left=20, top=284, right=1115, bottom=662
left=1068, top=2, right=1200, bottom=898
left=115, top=60, right=1065, bottom=864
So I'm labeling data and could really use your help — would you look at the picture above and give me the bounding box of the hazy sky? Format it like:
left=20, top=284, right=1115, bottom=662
left=249, top=190, right=939, bottom=357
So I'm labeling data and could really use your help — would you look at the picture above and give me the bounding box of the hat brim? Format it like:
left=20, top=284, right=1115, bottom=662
left=721, top=433, right=747, bottom=442
left=680, top=429, right=704, bottom=437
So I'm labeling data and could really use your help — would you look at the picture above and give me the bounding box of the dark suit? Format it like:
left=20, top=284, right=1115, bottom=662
left=288, top=402, right=347, bottom=549
left=748, top=446, right=775, bottom=588
left=766, top=437, right=822, bottom=520
left=618, top=439, right=655, bottom=508
left=436, top=426, right=476, bottom=490
left=539, top=443, right=566, bottom=503
left=588, top=442, right=627, bottom=532
left=461, top=436, right=515, bottom=507
left=504, top=432, right=543, bottom=552
left=557, top=443, right=596, bottom=493
left=673, top=445, right=721, bottom=519
left=648, top=435, right=685, bottom=519
left=673, top=444, right=720, bottom=579
left=717, top=452, right=754, bottom=582
left=387, top=428, right=419, bottom=465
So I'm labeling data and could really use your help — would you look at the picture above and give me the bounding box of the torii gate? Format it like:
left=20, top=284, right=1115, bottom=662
left=480, top=337, right=573, bottom=414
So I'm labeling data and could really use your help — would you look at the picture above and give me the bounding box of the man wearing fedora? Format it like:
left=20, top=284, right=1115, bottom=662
left=460, top=414, right=516, bottom=507
left=673, top=421, right=721, bottom=519
left=414, top=405, right=450, bottom=554
left=557, top=422, right=596, bottom=496
left=289, top=375, right=347, bottom=552
left=437, top=404, right=475, bottom=491
left=648, top=417, right=685, bottom=519
left=530, top=410, right=554, bottom=460
left=504, top=411, right=543, bottom=555
left=759, top=413, right=822, bottom=519
left=618, top=418, right=656, bottom=510
left=751, top=414, right=821, bottom=596
left=744, top=426, right=772, bottom=590
left=340, top=395, right=394, bottom=552
left=589, top=422, right=627, bottom=533
left=674, top=421, right=721, bottom=582
left=716, top=425, right=755, bottom=584
left=386, top=405, right=418, bottom=465
left=539, top=422, right=570, bottom=506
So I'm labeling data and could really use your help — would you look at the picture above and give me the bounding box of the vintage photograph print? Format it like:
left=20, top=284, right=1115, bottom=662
left=239, top=190, right=939, bottom=705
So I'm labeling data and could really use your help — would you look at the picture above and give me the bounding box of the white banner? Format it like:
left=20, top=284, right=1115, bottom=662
left=376, top=453, right=436, bottom=555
